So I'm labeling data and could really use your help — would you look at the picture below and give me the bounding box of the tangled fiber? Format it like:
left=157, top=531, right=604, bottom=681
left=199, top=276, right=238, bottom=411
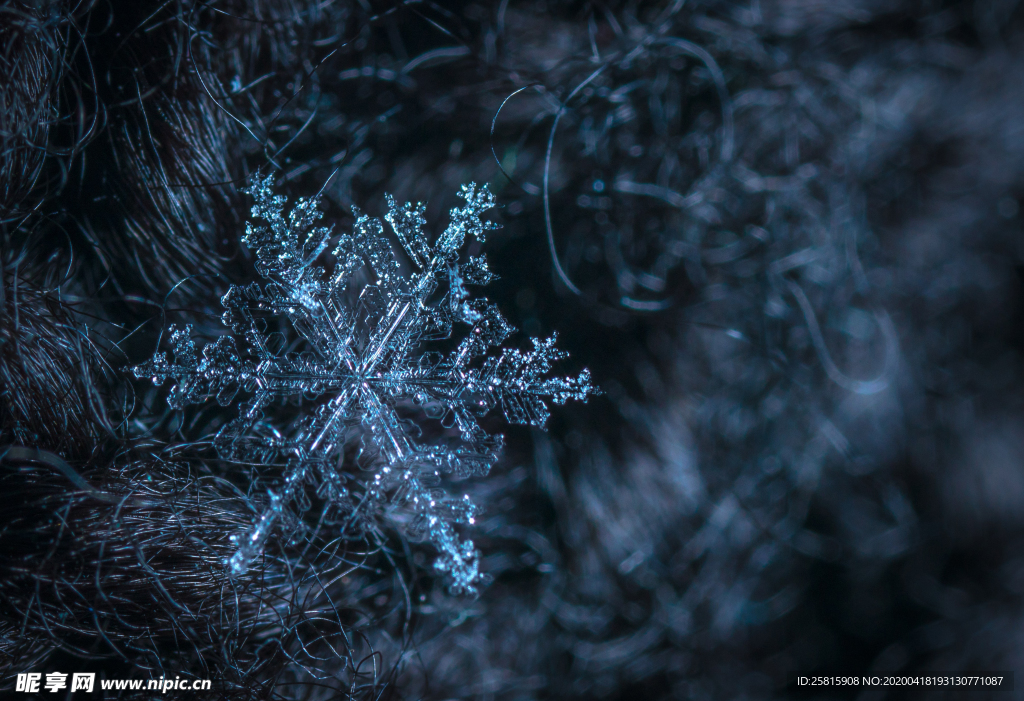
left=2, top=0, right=1024, bottom=699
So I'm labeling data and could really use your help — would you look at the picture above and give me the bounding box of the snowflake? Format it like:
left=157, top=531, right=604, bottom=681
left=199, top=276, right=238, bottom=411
left=133, top=173, right=598, bottom=593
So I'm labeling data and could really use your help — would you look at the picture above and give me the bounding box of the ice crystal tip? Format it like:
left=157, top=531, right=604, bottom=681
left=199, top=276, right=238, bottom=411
left=132, top=173, right=598, bottom=594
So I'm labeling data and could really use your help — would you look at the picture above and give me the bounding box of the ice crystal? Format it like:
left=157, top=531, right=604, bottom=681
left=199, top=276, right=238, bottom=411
left=133, top=173, right=597, bottom=594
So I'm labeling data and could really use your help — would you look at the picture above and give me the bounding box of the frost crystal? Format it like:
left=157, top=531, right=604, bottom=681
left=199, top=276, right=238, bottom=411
left=133, top=173, right=597, bottom=594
